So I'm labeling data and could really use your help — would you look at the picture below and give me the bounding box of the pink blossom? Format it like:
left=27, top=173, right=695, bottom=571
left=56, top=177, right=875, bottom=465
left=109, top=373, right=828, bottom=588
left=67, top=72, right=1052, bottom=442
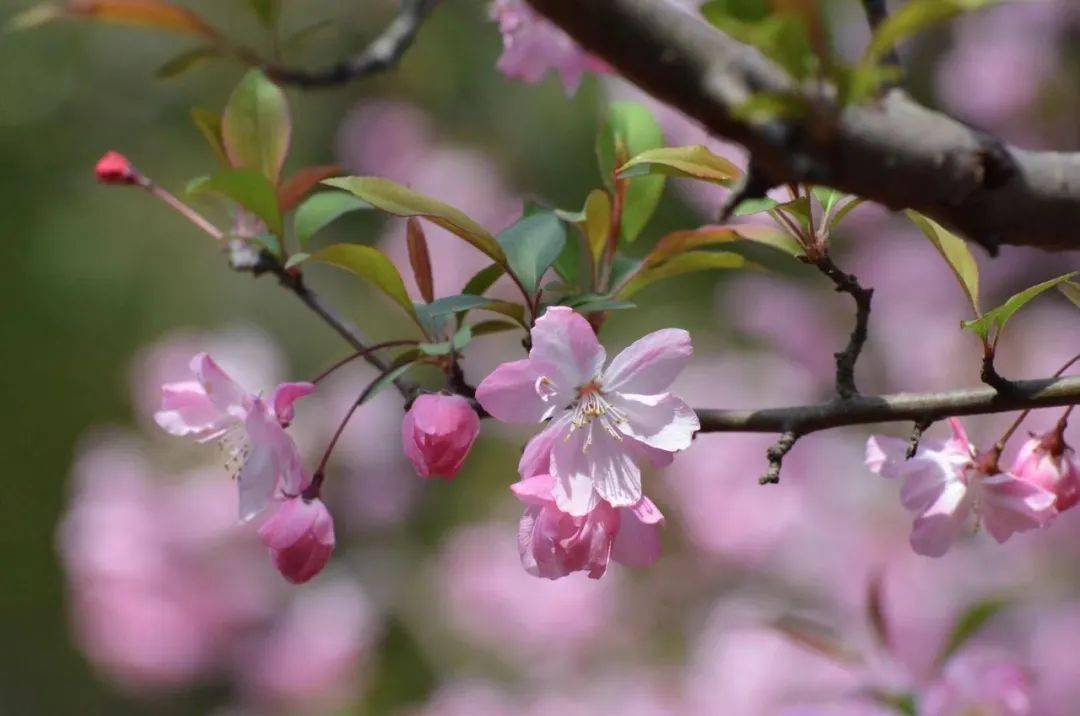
left=489, top=0, right=610, bottom=95
left=1010, top=432, right=1080, bottom=513
left=512, top=473, right=663, bottom=580
left=155, top=352, right=314, bottom=521
left=257, top=496, right=336, bottom=584
left=401, top=393, right=480, bottom=479
left=921, top=649, right=1034, bottom=716
left=477, top=307, right=698, bottom=515
left=866, top=419, right=1056, bottom=556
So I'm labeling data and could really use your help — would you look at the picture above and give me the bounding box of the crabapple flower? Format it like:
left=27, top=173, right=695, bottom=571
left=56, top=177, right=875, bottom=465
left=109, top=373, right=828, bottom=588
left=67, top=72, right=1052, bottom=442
left=866, top=419, right=1056, bottom=557
left=476, top=306, right=699, bottom=516
left=512, top=473, right=663, bottom=580
left=489, top=0, right=611, bottom=95
left=155, top=353, right=314, bottom=521
left=401, top=393, right=480, bottom=479
left=95, top=151, right=139, bottom=185
left=257, top=496, right=335, bottom=584
left=1010, top=432, right=1080, bottom=513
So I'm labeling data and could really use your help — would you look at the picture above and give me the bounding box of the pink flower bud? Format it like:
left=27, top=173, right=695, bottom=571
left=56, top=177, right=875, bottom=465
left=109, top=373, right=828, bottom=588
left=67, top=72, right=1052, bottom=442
left=94, top=151, right=139, bottom=185
left=401, top=393, right=480, bottom=480
left=1011, top=433, right=1080, bottom=512
left=257, top=497, right=335, bottom=584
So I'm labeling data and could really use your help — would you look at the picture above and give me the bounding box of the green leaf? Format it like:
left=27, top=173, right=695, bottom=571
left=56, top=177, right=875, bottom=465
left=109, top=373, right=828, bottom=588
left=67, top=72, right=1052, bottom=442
left=294, top=191, right=370, bottom=247
left=733, top=224, right=803, bottom=257
left=189, top=169, right=282, bottom=236
left=702, top=1, right=816, bottom=79
left=221, top=70, right=291, bottom=183
left=248, top=0, right=281, bottom=27
left=565, top=294, right=637, bottom=313
left=462, top=263, right=505, bottom=296
left=730, top=91, right=810, bottom=124
left=647, top=226, right=742, bottom=266
left=828, top=197, right=865, bottom=230
left=774, top=195, right=812, bottom=234
left=596, top=102, right=665, bottom=243
left=618, top=145, right=742, bottom=185
left=324, top=177, right=505, bottom=263
left=419, top=325, right=473, bottom=356
left=252, top=233, right=281, bottom=258
left=49, top=0, right=218, bottom=37
left=962, top=272, right=1077, bottom=341
left=811, top=186, right=842, bottom=216
left=6, top=4, right=64, bottom=32
left=470, top=319, right=519, bottom=337
left=283, top=252, right=309, bottom=269
left=865, top=0, right=1003, bottom=67
left=417, top=294, right=494, bottom=319
left=584, top=189, right=612, bottom=266
left=155, top=46, right=220, bottom=78
left=1059, top=281, right=1080, bottom=309
left=496, top=212, right=567, bottom=296
left=905, top=210, right=980, bottom=314
left=937, top=598, right=1008, bottom=666
left=191, top=108, right=227, bottom=165
left=733, top=197, right=780, bottom=216
left=310, top=244, right=419, bottom=323
left=362, top=362, right=417, bottom=403
left=620, top=251, right=749, bottom=298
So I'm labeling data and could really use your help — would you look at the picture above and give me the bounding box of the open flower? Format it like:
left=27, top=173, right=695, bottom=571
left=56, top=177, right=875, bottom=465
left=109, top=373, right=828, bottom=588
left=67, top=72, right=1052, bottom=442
left=401, top=393, right=480, bottom=480
left=155, top=353, right=314, bottom=521
left=257, top=496, right=335, bottom=584
left=489, top=0, right=611, bottom=95
left=1010, top=431, right=1080, bottom=513
left=477, top=306, right=698, bottom=515
left=512, top=473, right=663, bottom=580
left=866, top=419, right=1056, bottom=556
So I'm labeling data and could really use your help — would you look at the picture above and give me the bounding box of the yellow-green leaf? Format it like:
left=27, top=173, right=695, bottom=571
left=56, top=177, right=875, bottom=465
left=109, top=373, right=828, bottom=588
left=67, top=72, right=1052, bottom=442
left=646, top=226, right=742, bottom=267
left=1059, top=281, right=1080, bottom=309
left=190, top=107, right=227, bottom=165
left=310, top=244, right=419, bottom=323
left=584, top=189, right=611, bottom=266
left=323, top=176, right=505, bottom=264
left=619, top=145, right=743, bottom=185
left=733, top=224, right=803, bottom=257
left=189, top=169, right=282, bottom=236
left=6, top=4, right=64, bottom=31
left=962, top=272, right=1077, bottom=341
left=620, top=251, right=749, bottom=298
left=596, top=102, right=665, bottom=243
left=905, top=210, right=980, bottom=314
left=865, top=0, right=1004, bottom=67
left=66, top=0, right=218, bottom=37
left=222, top=70, right=291, bottom=184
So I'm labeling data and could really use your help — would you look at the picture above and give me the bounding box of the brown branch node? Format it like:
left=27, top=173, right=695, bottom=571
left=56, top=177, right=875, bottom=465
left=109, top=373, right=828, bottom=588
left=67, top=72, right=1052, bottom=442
left=760, top=430, right=800, bottom=485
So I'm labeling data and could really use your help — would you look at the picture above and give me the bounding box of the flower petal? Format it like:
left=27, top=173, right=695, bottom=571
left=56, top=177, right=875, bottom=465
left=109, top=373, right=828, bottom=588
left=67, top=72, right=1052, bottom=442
left=552, top=422, right=642, bottom=511
left=518, top=415, right=570, bottom=478
left=529, top=306, right=606, bottom=390
left=909, top=479, right=973, bottom=557
left=476, top=358, right=563, bottom=424
left=629, top=495, right=665, bottom=525
left=510, top=474, right=557, bottom=506
left=979, top=473, right=1056, bottom=544
left=192, top=353, right=249, bottom=419
left=271, top=381, right=315, bottom=425
left=612, top=393, right=699, bottom=452
left=611, top=506, right=662, bottom=568
left=155, top=380, right=234, bottom=439
left=602, top=328, right=692, bottom=395
left=549, top=424, right=606, bottom=515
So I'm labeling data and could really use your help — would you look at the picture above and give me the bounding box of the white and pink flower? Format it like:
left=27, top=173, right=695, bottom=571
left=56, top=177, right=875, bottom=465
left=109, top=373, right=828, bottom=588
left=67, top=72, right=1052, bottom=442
left=1010, top=431, right=1080, bottom=513
left=155, top=352, right=314, bottom=521
left=477, top=306, right=699, bottom=516
left=866, top=419, right=1056, bottom=556
left=401, top=393, right=480, bottom=480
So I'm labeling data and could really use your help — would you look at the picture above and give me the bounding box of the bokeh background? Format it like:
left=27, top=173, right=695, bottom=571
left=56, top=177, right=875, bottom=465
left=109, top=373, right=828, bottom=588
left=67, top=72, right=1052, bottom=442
left=2, top=0, right=1079, bottom=714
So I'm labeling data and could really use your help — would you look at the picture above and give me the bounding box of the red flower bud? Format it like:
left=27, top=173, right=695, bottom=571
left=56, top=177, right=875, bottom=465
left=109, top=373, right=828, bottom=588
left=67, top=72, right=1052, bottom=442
left=95, top=151, right=139, bottom=185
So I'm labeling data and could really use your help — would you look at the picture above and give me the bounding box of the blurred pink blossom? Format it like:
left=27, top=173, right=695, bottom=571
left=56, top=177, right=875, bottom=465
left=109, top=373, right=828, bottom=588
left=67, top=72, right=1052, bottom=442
left=921, top=648, right=1033, bottom=716
left=489, top=0, right=610, bottom=95
left=478, top=307, right=698, bottom=515
left=401, top=393, right=480, bottom=479
left=156, top=352, right=313, bottom=521
left=258, top=496, right=336, bottom=584
left=866, top=419, right=1056, bottom=556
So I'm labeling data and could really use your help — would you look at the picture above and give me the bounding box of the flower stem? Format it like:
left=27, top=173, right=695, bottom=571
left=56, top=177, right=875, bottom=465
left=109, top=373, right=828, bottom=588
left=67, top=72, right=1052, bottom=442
left=994, top=351, right=1080, bottom=452
left=143, top=181, right=225, bottom=242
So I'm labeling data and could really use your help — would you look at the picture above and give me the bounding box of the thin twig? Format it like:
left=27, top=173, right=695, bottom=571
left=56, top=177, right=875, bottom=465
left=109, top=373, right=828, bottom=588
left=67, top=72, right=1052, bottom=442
left=263, top=0, right=437, bottom=89
left=312, top=339, right=419, bottom=384
left=696, top=376, right=1080, bottom=434
left=760, top=430, right=800, bottom=484
left=906, top=418, right=932, bottom=459
left=810, top=253, right=874, bottom=398
left=980, top=350, right=1018, bottom=395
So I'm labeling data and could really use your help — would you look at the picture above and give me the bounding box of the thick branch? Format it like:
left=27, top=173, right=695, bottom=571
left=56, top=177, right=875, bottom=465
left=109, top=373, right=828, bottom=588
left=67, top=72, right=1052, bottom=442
left=264, top=0, right=436, bottom=89
left=526, top=0, right=1080, bottom=251
left=696, top=376, right=1080, bottom=434
left=809, top=254, right=873, bottom=398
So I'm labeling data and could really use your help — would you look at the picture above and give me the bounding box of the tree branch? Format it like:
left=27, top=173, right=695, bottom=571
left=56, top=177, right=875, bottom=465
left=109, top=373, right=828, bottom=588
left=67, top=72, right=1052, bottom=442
left=526, top=0, right=1080, bottom=251
left=695, top=376, right=1080, bottom=434
left=809, top=253, right=873, bottom=398
left=264, top=0, right=437, bottom=89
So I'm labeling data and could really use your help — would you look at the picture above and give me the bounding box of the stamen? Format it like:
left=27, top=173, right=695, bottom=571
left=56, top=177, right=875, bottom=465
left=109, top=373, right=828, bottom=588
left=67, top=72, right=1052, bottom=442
left=216, top=423, right=251, bottom=480
left=565, top=382, right=628, bottom=451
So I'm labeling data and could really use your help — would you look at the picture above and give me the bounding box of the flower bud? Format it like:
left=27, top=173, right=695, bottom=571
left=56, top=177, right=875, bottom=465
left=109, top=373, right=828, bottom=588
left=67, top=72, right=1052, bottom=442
left=401, top=393, right=480, bottom=480
left=94, top=151, right=139, bottom=185
left=1011, top=432, right=1080, bottom=512
left=257, top=497, right=335, bottom=584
